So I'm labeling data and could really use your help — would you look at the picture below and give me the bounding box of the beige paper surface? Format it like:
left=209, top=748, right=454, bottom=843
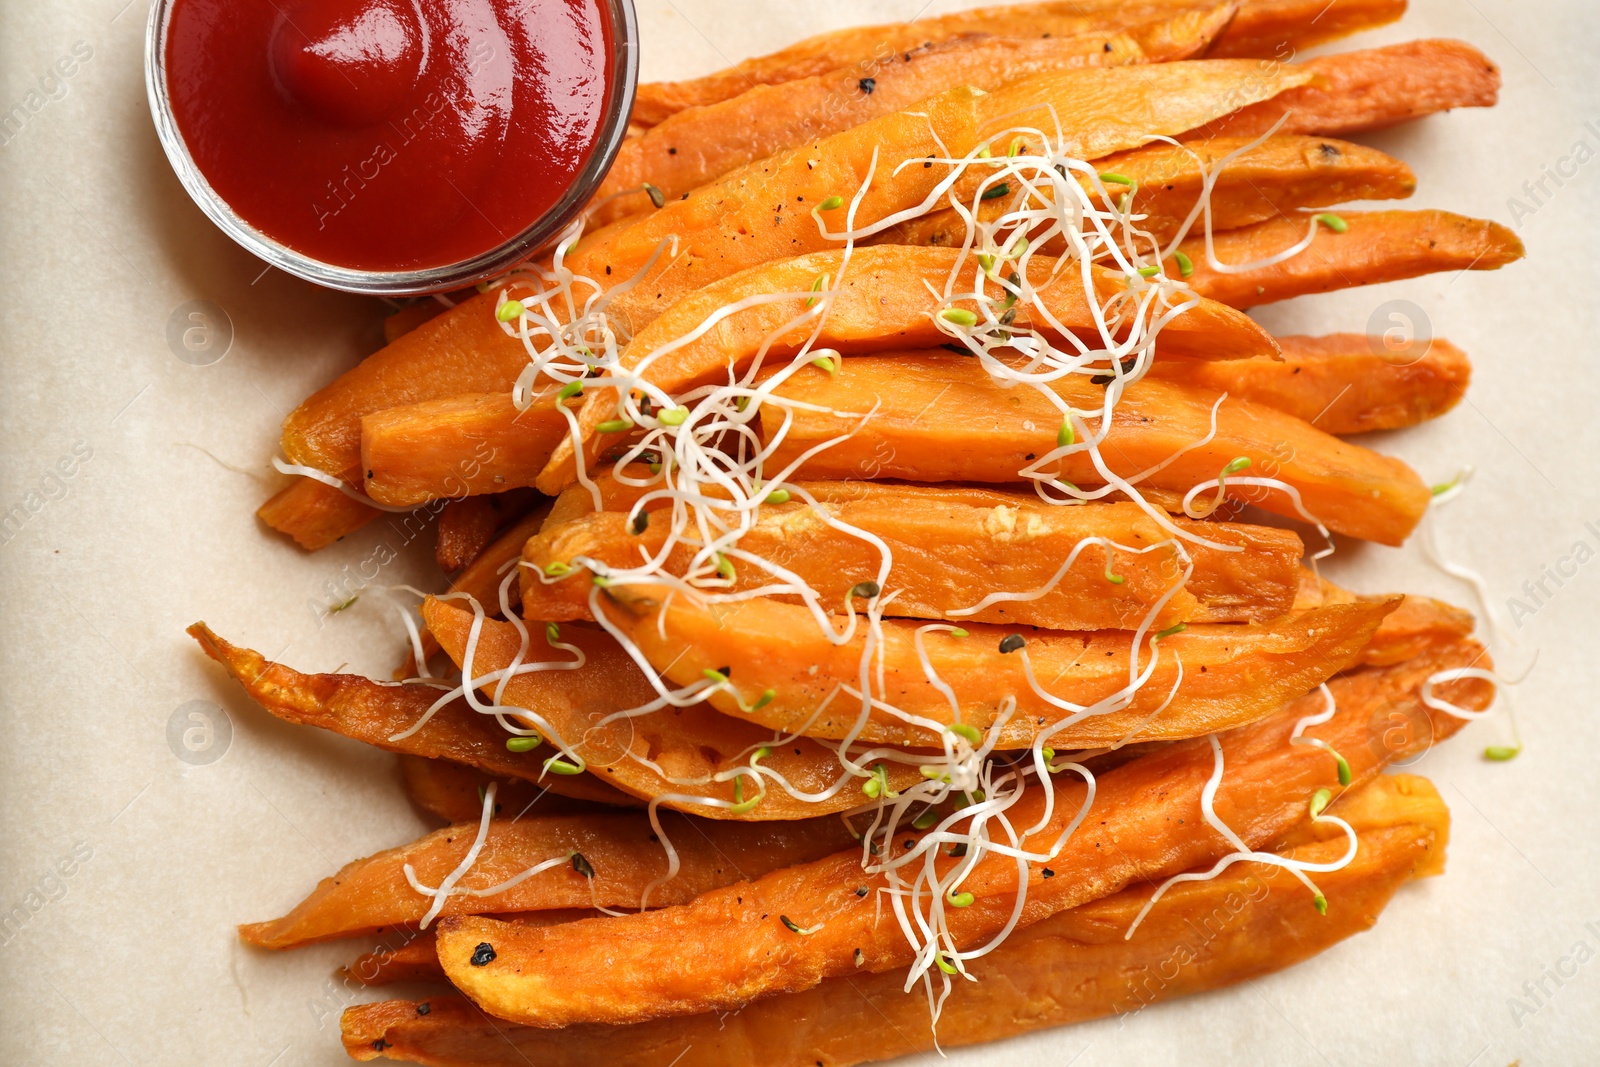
left=1, top=0, right=1597, bottom=1063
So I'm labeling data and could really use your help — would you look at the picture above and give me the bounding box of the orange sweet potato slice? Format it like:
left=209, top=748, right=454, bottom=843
left=188, top=624, right=634, bottom=807
left=593, top=9, right=1233, bottom=223
left=1169, top=210, right=1524, bottom=309
left=256, top=477, right=380, bottom=551
left=594, top=581, right=1396, bottom=748
left=423, top=599, right=923, bottom=818
left=761, top=351, right=1432, bottom=545
left=434, top=639, right=1489, bottom=1026
left=538, top=243, right=1278, bottom=493
left=872, top=134, right=1416, bottom=250
left=1149, top=333, right=1470, bottom=434
left=397, top=755, right=634, bottom=825
left=523, top=483, right=1303, bottom=629
left=239, top=809, right=855, bottom=949
left=627, top=0, right=1383, bottom=127
left=1195, top=39, right=1501, bottom=139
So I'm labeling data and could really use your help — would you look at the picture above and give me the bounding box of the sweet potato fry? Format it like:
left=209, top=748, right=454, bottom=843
left=761, top=351, right=1432, bottom=545
left=189, top=624, right=635, bottom=807
left=342, top=910, right=593, bottom=987
left=1170, top=210, right=1524, bottom=309
left=1195, top=40, right=1501, bottom=139
left=424, top=599, right=922, bottom=818
left=256, top=477, right=380, bottom=551
left=872, top=135, right=1416, bottom=250
left=435, top=491, right=536, bottom=573
left=287, top=61, right=1307, bottom=489
left=524, top=484, right=1303, bottom=629
left=239, top=809, right=856, bottom=949
left=538, top=244, right=1278, bottom=493
left=434, top=639, right=1489, bottom=1026
left=1207, top=0, right=1406, bottom=58
left=594, top=581, right=1394, bottom=748
left=400, top=505, right=555, bottom=678
left=346, top=773, right=1444, bottom=1054
left=398, top=756, right=634, bottom=825
left=592, top=9, right=1233, bottom=224
left=1148, top=333, right=1470, bottom=434
left=361, top=388, right=573, bottom=508
left=627, top=0, right=1380, bottom=127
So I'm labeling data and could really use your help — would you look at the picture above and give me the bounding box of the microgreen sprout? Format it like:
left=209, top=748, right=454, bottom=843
left=1007, top=137, right=1024, bottom=157
left=1484, top=745, right=1521, bottom=761
left=544, top=756, right=584, bottom=775
left=912, top=808, right=940, bottom=830
left=805, top=273, right=827, bottom=308
left=946, top=890, right=975, bottom=908
left=505, top=735, right=542, bottom=752
left=1104, top=561, right=1124, bottom=585
left=851, top=580, right=881, bottom=599
left=1057, top=418, right=1075, bottom=448
left=715, top=553, right=736, bottom=581
left=764, top=488, right=791, bottom=504
left=919, top=765, right=950, bottom=782
left=940, top=308, right=978, bottom=327
left=736, top=689, right=777, bottom=713
left=948, top=722, right=983, bottom=746
left=557, top=380, right=583, bottom=401
left=658, top=407, right=689, bottom=426
left=729, top=775, right=761, bottom=815
left=935, top=954, right=959, bottom=975
left=1314, top=213, right=1349, bottom=233
left=1137, top=265, right=1160, bottom=278
left=1098, top=172, right=1135, bottom=186
left=949, top=627, right=969, bottom=638
left=810, top=355, right=838, bottom=375
left=1003, top=271, right=1020, bottom=309
left=998, top=634, right=1026, bottom=654
left=591, top=574, right=614, bottom=588
left=981, top=182, right=1010, bottom=201
left=702, top=668, right=729, bottom=685
left=596, top=417, right=634, bottom=434
left=544, top=561, right=571, bottom=577
left=643, top=183, right=666, bottom=209
left=1153, top=622, right=1187, bottom=640
left=1174, top=250, right=1195, bottom=278
left=861, top=763, right=895, bottom=799
left=1313, top=894, right=1329, bottom=915
left=630, top=511, right=649, bottom=534
left=1329, top=747, right=1352, bottom=786
left=570, top=851, right=595, bottom=878
left=818, top=195, right=844, bottom=211
left=781, top=915, right=824, bottom=935
left=1309, top=787, right=1333, bottom=818
left=496, top=299, right=525, bottom=323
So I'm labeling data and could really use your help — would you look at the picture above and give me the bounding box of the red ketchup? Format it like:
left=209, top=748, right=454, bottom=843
left=164, top=0, right=615, bottom=272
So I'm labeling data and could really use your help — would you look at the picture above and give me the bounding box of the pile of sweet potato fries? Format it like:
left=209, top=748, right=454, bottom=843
left=193, top=0, right=1521, bottom=1062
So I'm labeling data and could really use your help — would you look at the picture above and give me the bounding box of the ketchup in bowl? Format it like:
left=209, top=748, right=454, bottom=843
left=149, top=0, right=637, bottom=291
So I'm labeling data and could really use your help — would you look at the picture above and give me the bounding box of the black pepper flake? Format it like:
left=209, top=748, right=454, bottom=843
left=470, top=942, right=496, bottom=966
left=858, top=77, right=876, bottom=94
left=947, top=843, right=968, bottom=857
left=372, top=1039, right=391, bottom=1051
left=1102, top=41, right=1111, bottom=51
left=998, top=634, right=1026, bottom=654
left=940, top=343, right=968, bottom=354
left=1042, top=868, right=1055, bottom=878
left=717, top=665, right=732, bottom=678
left=416, top=1003, right=431, bottom=1016
left=571, top=852, right=595, bottom=878
left=366, top=469, right=373, bottom=479
left=904, top=839, right=915, bottom=849
left=605, top=265, right=612, bottom=275
left=1025, top=453, right=1035, bottom=460
left=855, top=886, right=868, bottom=897
left=668, top=146, right=678, bottom=154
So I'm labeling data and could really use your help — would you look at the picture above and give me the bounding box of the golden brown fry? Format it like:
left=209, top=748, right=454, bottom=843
left=1195, top=39, right=1501, bottom=139
left=523, top=483, right=1303, bottom=629
left=594, top=9, right=1232, bottom=223
left=761, top=351, right=1432, bottom=545
left=434, top=640, right=1489, bottom=1027
left=239, top=810, right=855, bottom=949
left=256, top=476, right=380, bottom=551
left=349, top=774, right=1442, bottom=1061
left=872, top=135, right=1416, bottom=250
left=1148, top=334, right=1470, bottom=434
left=596, top=582, right=1395, bottom=748
left=1170, top=210, right=1524, bottom=309
left=424, top=599, right=923, bottom=818
left=435, top=491, right=536, bottom=573
left=341, top=910, right=593, bottom=987
left=188, top=623, right=636, bottom=807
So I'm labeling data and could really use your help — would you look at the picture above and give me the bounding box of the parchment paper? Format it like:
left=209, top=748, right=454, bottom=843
left=1, top=0, right=1597, bottom=1063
